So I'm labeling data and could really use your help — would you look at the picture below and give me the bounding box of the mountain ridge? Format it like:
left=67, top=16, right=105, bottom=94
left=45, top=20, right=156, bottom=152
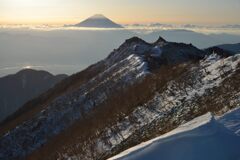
left=0, top=36, right=239, bottom=160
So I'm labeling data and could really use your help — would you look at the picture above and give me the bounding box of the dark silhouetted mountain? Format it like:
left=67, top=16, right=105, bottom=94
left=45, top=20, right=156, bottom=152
left=142, top=30, right=240, bottom=48
left=216, top=43, right=240, bottom=53
left=0, top=37, right=239, bottom=160
left=73, top=14, right=123, bottom=28
left=204, top=46, right=235, bottom=57
left=0, top=69, right=67, bottom=122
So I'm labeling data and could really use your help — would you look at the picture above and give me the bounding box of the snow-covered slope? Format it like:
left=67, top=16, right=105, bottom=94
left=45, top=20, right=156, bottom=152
left=0, top=38, right=150, bottom=159
left=0, top=37, right=239, bottom=160
left=109, top=109, right=240, bottom=160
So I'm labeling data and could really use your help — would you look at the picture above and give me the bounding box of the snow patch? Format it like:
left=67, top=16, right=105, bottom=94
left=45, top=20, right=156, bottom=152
left=150, top=46, right=162, bottom=57
left=132, top=44, right=149, bottom=55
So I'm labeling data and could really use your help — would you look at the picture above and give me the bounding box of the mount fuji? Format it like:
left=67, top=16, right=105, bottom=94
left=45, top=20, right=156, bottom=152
left=73, top=14, right=123, bottom=28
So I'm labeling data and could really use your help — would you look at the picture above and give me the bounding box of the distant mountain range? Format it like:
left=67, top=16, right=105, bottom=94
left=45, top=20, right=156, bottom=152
left=142, top=30, right=240, bottom=49
left=71, top=14, right=123, bottom=28
left=0, top=69, right=67, bottom=122
left=216, top=43, right=240, bottom=53
left=0, top=36, right=239, bottom=160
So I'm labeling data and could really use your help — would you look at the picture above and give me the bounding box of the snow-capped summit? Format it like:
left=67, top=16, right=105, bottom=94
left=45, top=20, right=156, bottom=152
left=117, top=36, right=205, bottom=68
left=73, top=14, right=123, bottom=28
left=90, top=14, right=107, bottom=19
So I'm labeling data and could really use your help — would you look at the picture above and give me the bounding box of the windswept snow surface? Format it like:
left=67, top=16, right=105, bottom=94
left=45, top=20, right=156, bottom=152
left=109, top=110, right=240, bottom=160
left=218, top=107, right=240, bottom=136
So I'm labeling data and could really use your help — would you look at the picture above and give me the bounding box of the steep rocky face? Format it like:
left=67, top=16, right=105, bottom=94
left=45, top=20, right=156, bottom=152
left=0, top=69, right=67, bottom=122
left=0, top=37, right=239, bottom=160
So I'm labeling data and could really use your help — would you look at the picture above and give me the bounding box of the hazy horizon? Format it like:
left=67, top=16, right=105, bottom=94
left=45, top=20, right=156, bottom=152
left=1, top=0, right=240, bottom=25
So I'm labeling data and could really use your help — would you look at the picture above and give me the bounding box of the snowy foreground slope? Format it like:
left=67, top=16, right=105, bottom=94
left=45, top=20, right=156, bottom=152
left=218, top=108, right=240, bottom=136
left=109, top=108, right=240, bottom=160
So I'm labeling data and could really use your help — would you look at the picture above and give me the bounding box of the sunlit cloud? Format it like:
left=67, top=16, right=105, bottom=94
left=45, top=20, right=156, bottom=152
left=0, top=23, right=240, bottom=35
left=22, top=65, right=32, bottom=69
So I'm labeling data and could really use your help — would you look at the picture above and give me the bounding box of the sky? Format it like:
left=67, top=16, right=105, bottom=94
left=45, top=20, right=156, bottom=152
left=0, top=0, right=240, bottom=25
